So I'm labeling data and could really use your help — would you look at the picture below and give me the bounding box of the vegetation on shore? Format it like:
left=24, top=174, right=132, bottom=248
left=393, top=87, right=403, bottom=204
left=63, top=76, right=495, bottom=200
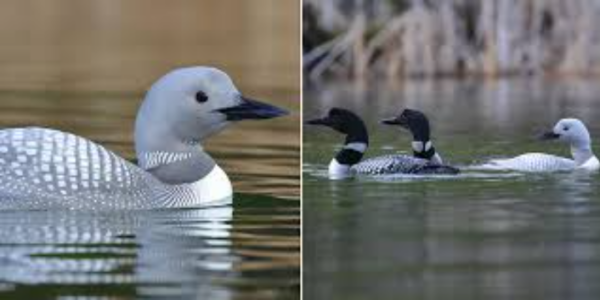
left=304, top=0, right=600, bottom=80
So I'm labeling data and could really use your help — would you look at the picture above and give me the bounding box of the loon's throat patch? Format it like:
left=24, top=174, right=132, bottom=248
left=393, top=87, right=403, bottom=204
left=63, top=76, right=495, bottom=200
left=335, top=149, right=363, bottom=165
left=139, top=152, right=193, bottom=170
left=412, top=141, right=435, bottom=160
left=343, top=142, right=367, bottom=153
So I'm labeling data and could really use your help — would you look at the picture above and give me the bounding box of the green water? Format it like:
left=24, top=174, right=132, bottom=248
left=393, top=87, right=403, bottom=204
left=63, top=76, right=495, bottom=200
left=303, top=78, right=600, bottom=300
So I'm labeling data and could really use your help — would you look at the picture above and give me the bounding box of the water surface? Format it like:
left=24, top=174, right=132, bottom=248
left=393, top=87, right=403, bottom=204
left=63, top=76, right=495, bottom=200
left=304, top=78, right=600, bottom=300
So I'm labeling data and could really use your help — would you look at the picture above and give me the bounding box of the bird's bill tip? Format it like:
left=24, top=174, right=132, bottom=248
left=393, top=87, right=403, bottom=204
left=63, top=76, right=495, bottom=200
left=305, top=117, right=328, bottom=126
left=218, top=96, right=288, bottom=121
left=380, top=116, right=407, bottom=126
left=380, top=118, right=399, bottom=125
left=538, top=131, right=560, bottom=140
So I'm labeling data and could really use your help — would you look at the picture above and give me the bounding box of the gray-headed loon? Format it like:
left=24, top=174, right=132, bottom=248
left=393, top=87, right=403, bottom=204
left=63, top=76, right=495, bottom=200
left=0, top=66, right=288, bottom=210
left=306, top=108, right=459, bottom=178
left=481, top=118, right=599, bottom=172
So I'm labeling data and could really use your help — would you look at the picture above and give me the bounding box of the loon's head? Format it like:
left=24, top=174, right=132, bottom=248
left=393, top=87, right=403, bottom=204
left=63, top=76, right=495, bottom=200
left=381, top=108, right=431, bottom=141
left=135, top=67, right=288, bottom=152
left=540, top=118, right=591, bottom=147
left=134, top=67, right=287, bottom=185
left=381, top=108, right=442, bottom=163
left=305, top=108, right=368, bottom=144
left=306, top=108, right=369, bottom=177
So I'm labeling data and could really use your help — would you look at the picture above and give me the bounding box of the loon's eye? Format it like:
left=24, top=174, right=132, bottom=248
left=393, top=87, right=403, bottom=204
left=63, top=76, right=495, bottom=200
left=195, top=91, right=208, bottom=103
left=563, top=126, right=569, bottom=131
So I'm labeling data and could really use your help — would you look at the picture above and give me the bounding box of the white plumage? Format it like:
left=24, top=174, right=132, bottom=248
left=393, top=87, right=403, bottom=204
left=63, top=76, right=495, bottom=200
left=480, top=153, right=576, bottom=172
left=480, top=118, right=599, bottom=172
left=0, top=128, right=231, bottom=210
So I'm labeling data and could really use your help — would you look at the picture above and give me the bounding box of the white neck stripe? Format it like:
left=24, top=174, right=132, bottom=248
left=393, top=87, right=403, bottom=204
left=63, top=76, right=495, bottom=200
left=344, top=142, right=367, bottom=153
left=412, top=141, right=432, bottom=153
left=139, top=151, right=193, bottom=170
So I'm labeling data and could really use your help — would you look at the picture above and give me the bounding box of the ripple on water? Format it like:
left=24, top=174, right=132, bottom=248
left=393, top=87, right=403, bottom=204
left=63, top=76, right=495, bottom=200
left=304, top=162, right=525, bottom=182
left=0, top=194, right=300, bottom=299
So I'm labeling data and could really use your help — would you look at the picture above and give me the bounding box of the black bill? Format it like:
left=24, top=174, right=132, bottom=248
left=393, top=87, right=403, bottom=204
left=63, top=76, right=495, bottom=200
left=380, top=115, right=407, bottom=127
left=539, top=131, right=560, bottom=140
left=305, top=116, right=331, bottom=126
left=218, top=96, right=288, bottom=121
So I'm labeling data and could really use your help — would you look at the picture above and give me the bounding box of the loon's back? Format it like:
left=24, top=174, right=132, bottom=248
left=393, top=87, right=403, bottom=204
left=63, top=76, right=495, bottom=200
left=351, top=154, right=459, bottom=175
left=482, top=153, right=576, bottom=172
left=0, top=127, right=165, bottom=210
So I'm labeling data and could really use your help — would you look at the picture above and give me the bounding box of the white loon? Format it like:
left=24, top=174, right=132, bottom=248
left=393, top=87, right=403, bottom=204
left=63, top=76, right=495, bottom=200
left=481, top=118, right=599, bottom=172
left=306, top=108, right=459, bottom=178
left=0, top=66, right=288, bottom=210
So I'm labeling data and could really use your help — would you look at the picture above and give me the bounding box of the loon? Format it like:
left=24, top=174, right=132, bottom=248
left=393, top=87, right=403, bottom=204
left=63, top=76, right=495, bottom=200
left=481, top=118, right=599, bottom=172
left=0, top=66, right=288, bottom=210
left=306, top=107, right=459, bottom=178
left=381, top=108, right=444, bottom=165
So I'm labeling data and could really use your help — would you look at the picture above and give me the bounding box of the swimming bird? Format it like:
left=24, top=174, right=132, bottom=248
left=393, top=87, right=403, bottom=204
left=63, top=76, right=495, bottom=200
left=381, top=108, right=444, bottom=165
left=305, top=108, right=459, bottom=178
left=0, top=66, right=288, bottom=210
left=481, top=118, right=599, bottom=172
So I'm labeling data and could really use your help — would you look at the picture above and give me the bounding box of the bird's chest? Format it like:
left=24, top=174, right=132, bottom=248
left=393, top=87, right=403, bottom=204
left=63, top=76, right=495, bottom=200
left=163, top=165, right=233, bottom=207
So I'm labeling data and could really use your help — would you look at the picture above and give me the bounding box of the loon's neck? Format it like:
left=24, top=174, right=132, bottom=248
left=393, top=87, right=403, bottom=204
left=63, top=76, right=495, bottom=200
left=411, top=140, right=442, bottom=164
left=137, top=139, right=220, bottom=185
left=329, top=131, right=368, bottom=178
left=140, top=146, right=233, bottom=205
left=407, top=123, right=442, bottom=164
left=571, top=145, right=595, bottom=166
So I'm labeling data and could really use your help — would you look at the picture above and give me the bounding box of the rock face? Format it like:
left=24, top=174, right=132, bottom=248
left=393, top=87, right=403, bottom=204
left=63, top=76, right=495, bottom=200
left=304, top=0, right=600, bottom=79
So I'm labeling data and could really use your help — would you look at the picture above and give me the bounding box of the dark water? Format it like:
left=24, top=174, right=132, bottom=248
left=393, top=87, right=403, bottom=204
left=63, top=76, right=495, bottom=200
left=0, top=1, right=300, bottom=298
left=304, top=78, right=600, bottom=300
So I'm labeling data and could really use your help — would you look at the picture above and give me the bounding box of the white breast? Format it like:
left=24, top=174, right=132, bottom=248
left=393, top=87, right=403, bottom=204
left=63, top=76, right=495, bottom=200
left=578, top=156, right=600, bottom=171
left=157, top=165, right=233, bottom=208
left=328, top=159, right=352, bottom=179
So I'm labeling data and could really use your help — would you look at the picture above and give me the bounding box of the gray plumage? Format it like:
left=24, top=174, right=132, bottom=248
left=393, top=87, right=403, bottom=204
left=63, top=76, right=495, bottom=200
left=0, top=67, right=287, bottom=210
left=0, top=128, right=178, bottom=209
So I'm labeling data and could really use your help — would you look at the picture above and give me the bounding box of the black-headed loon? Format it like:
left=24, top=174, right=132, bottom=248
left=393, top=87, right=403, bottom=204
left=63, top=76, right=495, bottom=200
left=0, top=66, right=288, bottom=210
left=306, top=107, right=459, bottom=178
left=481, top=118, right=599, bottom=172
